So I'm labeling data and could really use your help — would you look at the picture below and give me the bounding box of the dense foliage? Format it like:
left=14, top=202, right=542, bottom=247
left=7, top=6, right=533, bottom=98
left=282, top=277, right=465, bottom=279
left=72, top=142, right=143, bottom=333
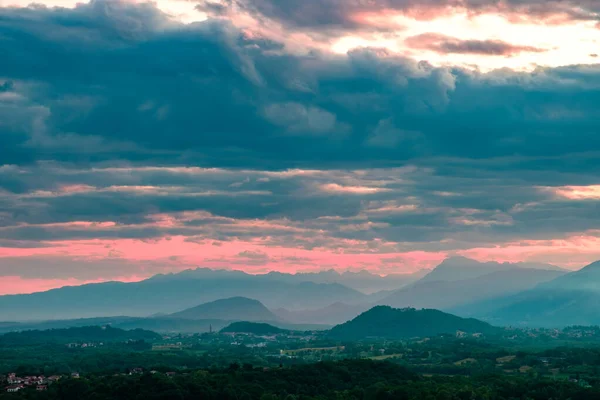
left=2, top=359, right=599, bottom=400
left=5, top=324, right=600, bottom=399
left=0, top=326, right=160, bottom=346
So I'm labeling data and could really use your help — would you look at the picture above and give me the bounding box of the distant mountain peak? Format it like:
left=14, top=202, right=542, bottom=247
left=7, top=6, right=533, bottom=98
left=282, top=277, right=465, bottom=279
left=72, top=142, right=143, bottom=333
left=420, top=256, right=564, bottom=285
left=419, top=257, right=499, bottom=283
left=168, top=297, right=278, bottom=322
left=441, top=256, right=480, bottom=265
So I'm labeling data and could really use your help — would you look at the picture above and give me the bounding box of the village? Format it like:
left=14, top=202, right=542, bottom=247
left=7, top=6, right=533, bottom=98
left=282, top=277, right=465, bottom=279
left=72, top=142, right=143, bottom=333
left=1, top=372, right=72, bottom=393
left=1, top=369, right=182, bottom=394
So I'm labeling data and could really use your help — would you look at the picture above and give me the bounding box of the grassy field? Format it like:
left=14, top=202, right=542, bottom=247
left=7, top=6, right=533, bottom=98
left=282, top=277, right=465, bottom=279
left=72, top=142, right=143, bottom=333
left=496, top=355, right=516, bottom=363
left=454, top=358, right=478, bottom=366
left=369, top=353, right=404, bottom=360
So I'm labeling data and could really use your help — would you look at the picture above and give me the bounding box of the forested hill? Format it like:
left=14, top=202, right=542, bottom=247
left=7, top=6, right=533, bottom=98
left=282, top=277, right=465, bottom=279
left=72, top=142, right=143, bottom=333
left=0, top=325, right=160, bottom=345
left=328, top=306, right=497, bottom=340
left=220, top=322, right=289, bottom=335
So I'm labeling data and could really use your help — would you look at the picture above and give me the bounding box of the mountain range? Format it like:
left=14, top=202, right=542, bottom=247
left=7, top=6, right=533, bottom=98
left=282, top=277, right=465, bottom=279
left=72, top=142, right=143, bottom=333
left=5, top=256, right=600, bottom=328
left=0, top=274, right=367, bottom=321
left=379, top=265, right=565, bottom=310
left=416, top=256, right=564, bottom=283
left=260, top=269, right=428, bottom=294
left=457, top=260, right=600, bottom=327
left=0, top=266, right=427, bottom=321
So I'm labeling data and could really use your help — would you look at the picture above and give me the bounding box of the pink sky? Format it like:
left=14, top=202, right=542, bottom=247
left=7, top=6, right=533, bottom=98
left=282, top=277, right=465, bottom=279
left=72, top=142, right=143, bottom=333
left=1, top=0, right=600, bottom=295
left=2, top=229, right=600, bottom=295
left=1, top=165, right=600, bottom=294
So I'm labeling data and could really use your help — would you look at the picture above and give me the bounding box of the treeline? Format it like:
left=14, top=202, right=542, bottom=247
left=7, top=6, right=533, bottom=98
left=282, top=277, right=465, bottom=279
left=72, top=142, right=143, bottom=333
left=1, top=359, right=598, bottom=400
left=0, top=326, right=160, bottom=346
left=0, top=339, right=298, bottom=376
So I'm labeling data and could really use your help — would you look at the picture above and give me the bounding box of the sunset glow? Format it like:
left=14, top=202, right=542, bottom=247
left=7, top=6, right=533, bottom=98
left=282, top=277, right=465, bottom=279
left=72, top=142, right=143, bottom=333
left=1, top=0, right=600, bottom=294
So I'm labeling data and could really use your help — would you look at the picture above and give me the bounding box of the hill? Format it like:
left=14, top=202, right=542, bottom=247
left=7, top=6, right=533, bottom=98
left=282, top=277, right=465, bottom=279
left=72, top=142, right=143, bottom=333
left=0, top=272, right=367, bottom=321
left=538, top=260, right=600, bottom=291
left=220, top=321, right=289, bottom=335
left=379, top=268, right=566, bottom=310
left=477, top=260, right=600, bottom=327
left=0, top=325, right=160, bottom=345
left=328, top=306, right=497, bottom=340
left=169, top=297, right=278, bottom=321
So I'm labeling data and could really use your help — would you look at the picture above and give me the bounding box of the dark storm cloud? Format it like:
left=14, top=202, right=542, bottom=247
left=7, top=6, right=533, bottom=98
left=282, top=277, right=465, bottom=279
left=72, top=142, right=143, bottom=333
left=404, top=33, right=546, bottom=56
left=1, top=164, right=600, bottom=251
left=1, top=0, right=600, bottom=264
left=2, top=0, right=600, bottom=172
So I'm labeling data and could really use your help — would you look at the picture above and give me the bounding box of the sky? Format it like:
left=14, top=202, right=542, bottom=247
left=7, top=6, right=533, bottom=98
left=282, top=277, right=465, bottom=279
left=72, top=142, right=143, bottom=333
left=1, top=0, right=600, bottom=295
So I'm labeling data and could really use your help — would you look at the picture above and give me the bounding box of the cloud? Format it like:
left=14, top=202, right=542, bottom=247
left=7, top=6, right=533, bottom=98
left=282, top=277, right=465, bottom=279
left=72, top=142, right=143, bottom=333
left=319, top=183, right=390, bottom=194
left=263, top=102, right=350, bottom=136
left=2, top=165, right=600, bottom=252
left=366, top=118, right=422, bottom=148
left=1, top=0, right=600, bottom=286
left=404, top=33, right=546, bottom=56
left=2, top=1, right=600, bottom=170
left=545, top=185, right=600, bottom=200
left=235, top=250, right=270, bottom=265
left=237, top=250, right=269, bottom=259
left=201, top=0, right=600, bottom=31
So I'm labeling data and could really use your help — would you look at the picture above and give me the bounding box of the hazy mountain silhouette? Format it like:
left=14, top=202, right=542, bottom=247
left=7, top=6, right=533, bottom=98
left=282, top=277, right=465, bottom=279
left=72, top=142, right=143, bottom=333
left=169, top=297, right=278, bottom=322
left=379, top=268, right=565, bottom=310
left=473, top=260, right=600, bottom=326
left=263, top=269, right=428, bottom=293
left=417, top=256, right=563, bottom=284
left=0, top=272, right=367, bottom=321
left=537, top=260, right=600, bottom=291
left=328, top=306, right=497, bottom=340
left=0, top=257, right=588, bottom=327
left=274, top=258, right=565, bottom=325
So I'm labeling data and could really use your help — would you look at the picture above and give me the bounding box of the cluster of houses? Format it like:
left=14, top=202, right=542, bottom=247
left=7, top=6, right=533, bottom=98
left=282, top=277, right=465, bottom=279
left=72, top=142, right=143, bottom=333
left=221, top=331, right=317, bottom=348
left=2, top=372, right=78, bottom=393
left=562, top=327, right=600, bottom=339
left=66, top=342, right=103, bottom=348
left=455, top=330, right=483, bottom=338
left=107, top=369, right=177, bottom=378
left=501, top=327, right=600, bottom=341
